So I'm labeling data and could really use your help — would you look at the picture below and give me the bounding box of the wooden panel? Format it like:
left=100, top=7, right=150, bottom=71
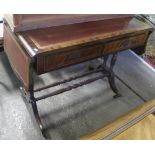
left=36, top=43, right=103, bottom=74
left=113, top=114, right=155, bottom=140
left=5, top=14, right=133, bottom=32
left=3, top=23, right=31, bottom=91
left=81, top=99, right=155, bottom=140
left=103, top=33, right=148, bottom=53
left=35, top=32, right=149, bottom=74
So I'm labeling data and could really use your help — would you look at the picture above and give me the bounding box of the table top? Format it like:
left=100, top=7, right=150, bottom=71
left=18, top=17, right=153, bottom=57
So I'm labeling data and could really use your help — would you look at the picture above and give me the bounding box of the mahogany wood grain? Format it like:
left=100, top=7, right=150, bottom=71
left=3, top=23, right=31, bottom=91
left=36, top=42, right=104, bottom=74
left=20, top=18, right=152, bottom=53
left=103, top=33, right=148, bottom=53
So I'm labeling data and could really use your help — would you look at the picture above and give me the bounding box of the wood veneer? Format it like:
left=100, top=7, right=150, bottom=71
left=3, top=23, right=31, bottom=91
left=3, top=16, right=153, bottom=90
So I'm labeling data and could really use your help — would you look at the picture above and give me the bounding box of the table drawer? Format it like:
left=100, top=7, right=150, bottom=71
left=36, top=43, right=103, bottom=74
left=103, top=33, right=148, bottom=54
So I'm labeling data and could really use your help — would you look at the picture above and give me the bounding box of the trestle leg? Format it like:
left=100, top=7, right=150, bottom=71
left=29, top=86, right=44, bottom=132
left=20, top=53, right=121, bottom=139
left=102, top=54, right=122, bottom=98
left=29, top=82, right=50, bottom=138
left=20, top=85, right=46, bottom=138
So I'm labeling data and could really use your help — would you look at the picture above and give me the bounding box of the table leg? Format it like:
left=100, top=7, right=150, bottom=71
left=29, top=85, right=44, bottom=131
left=109, top=54, right=121, bottom=98
left=102, top=54, right=121, bottom=98
left=29, top=75, right=50, bottom=138
left=20, top=76, right=46, bottom=138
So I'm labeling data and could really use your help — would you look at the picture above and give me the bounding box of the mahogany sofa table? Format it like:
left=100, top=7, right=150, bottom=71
left=3, top=16, right=153, bottom=137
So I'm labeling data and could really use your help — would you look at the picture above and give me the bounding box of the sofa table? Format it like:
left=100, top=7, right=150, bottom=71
left=3, top=16, right=153, bottom=137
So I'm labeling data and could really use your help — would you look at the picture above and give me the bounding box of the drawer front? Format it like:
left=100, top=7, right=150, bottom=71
left=36, top=44, right=103, bottom=74
left=103, top=33, right=148, bottom=54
